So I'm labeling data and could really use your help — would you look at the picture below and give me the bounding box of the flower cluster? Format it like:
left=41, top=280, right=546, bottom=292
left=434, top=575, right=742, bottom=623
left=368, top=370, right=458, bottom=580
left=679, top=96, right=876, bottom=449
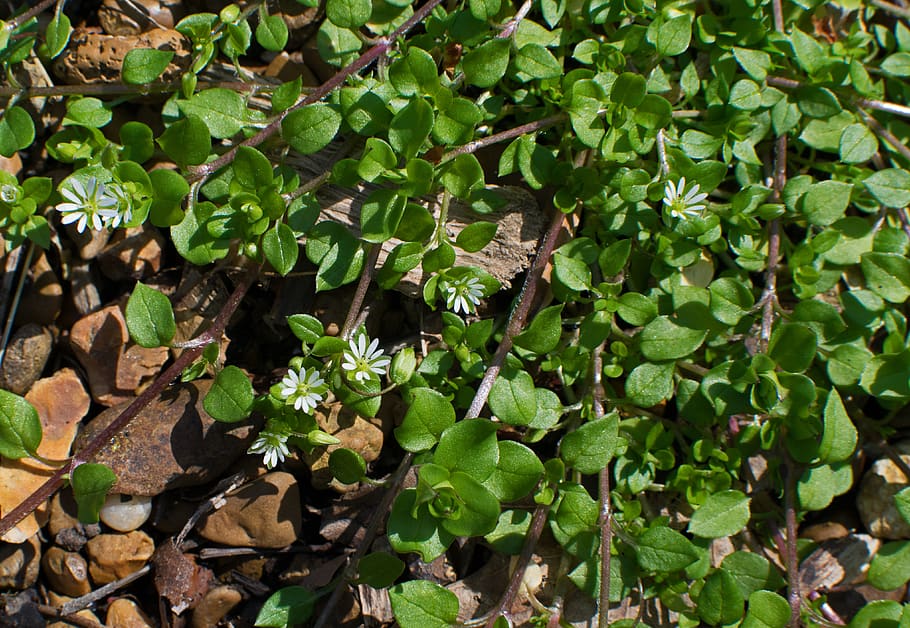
left=55, top=176, right=132, bottom=233
left=444, top=276, right=484, bottom=315
left=663, top=177, right=709, bottom=220
left=342, top=334, right=390, bottom=382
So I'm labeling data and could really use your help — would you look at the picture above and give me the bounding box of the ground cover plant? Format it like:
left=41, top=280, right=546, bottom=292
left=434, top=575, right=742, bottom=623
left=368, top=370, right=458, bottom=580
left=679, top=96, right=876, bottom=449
left=1, top=0, right=910, bottom=625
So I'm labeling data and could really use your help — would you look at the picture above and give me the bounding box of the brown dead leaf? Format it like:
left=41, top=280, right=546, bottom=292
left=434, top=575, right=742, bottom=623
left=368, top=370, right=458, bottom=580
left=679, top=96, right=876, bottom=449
left=152, top=539, right=212, bottom=615
left=0, top=369, right=90, bottom=543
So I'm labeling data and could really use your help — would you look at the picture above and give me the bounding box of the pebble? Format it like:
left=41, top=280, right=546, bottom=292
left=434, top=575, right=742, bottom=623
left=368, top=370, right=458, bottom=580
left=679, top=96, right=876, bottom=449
left=100, top=494, right=153, bottom=532
left=0, top=323, right=52, bottom=394
left=74, top=380, right=257, bottom=496
left=16, top=252, right=62, bottom=326
left=0, top=534, right=40, bottom=589
left=46, top=592, right=102, bottom=628
left=191, top=586, right=242, bottom=628
left=198, top=472, right=302, bottom=548
left=303, top=403, right=384, bottom=492
left=106, top=598, right=154, bottom=628
left=41, top=546, right=91, bottom=597
left=85, top=530, right=155, bottom=584
left=857, top=442, right=910, bottom=539
left=98, top=226, right=165, bottom=281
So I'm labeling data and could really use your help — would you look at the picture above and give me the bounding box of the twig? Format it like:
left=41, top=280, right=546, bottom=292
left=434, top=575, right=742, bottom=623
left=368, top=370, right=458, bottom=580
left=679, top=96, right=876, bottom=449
left=59, top=565, right=152, bottom=616
left=870, top=0, right=910, bottom=19
left=438, top=113, right=566, bottom=165
left=0, top=265, right=258, bottom=538
left=858, top=108, right=910, bottom=163
left=655, top=129, right=670, bottom=178
left=592, top=342, right=612, bottom=628
left=5, top=0, right=57, bottom=30
left=0, top=242, right=32, bottom=370
left=497, top=0, right=533, bottom=39
left=484, top=504, right=550, bottom=628
left=187, top=0, right=447, bottom=182
left=0, top=80, right=275, bottom=98
left=465, top=207, right=566, bottom=419
left=175, top=471, right=250, bottom=549
left=340, top=244, right=382, bottom=341
left=767, top=76, right=910, bottom=120
left=784, top=458, right=801, bottom=627
left=36, top=605, right=107, bottom=628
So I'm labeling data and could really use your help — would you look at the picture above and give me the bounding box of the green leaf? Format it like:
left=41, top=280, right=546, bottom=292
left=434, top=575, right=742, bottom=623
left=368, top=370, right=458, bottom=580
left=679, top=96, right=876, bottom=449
left=282, top=104, right=342, bottom=155
left=895, top=487, right=910, bottom=525
left=653, top=14, right=691, bottom=56
left=361, top=189, right=406, bottom=243
left=561, top=412, right=619, bottom=474
left=882, top=52, right=910, bottom=77
left=203, top=366, right=254, bottom=423
left=125, top=282, right=176, bottom=348
left=441, top=154, right=484, bottom=199
left=688, top=490, right=751, bottom=538
left=847, top=600, right=903, bottom=628
left=733, top=46, right=770, bottom=81
left=861, top=351, right=910, bottom=402
left=157, top=115, right=211, bottom=167
left=867, top=541, right=910, bottom=591
left=514, top=43, right=562, bottom=79
left=287, top=314, right=323, bottom=344
left=388, top=490, right=455, bottom=560
left=791, top=28, right=827, bottom=74
left=486, top=509, right=532, bottom=555
left=456, top=221, right=497, bottom=253
left=328, top=448, right=366, bottom=484
left=433, top=419, right=499, bottom=481
left=272, top=77, right=301, bottom=114
left=462, top=38, right=511, bottom=88
left=0, top=106, right=35, bottom=158
left=742, top=590, right=792, bottom=628
left=729, top=79, right=762, bottom=111
left=233, top=146, right=274, bottom=190
left=862, top=252, right=910, bottom=303
left=639, top=316, right=707, bottom=361
left=263, top=223, right=299, bottom=276
left=389, top=581, right=459, bottom=628
left=698, top=569, right=745, bottom=626
left=70, top=463, right=117, bottom=524
left=612, top=72, right=646, bottom=108
left=818, top=389, right=858, bottom=463
left=255, top=586, right=317, bottom=627
left=635, top=526, right=698, bottom=572
left=122, top=48, right=174, bottom=84
left=803, top=180, right=852, bottom=227
left=488, top=366, right=537, bottom=426
left=305, top=221, right=365, bottom=291
left=864, top=168, right=910, bottom=208
left=389, top=47, right=439, bottom=97
left=256, top=14, right=289, bottom=51
left=389, top=97, right=434, bottom=159
left=798, top=462, right=853, bottom=511
left=839, top=123, right=878, bottom=164
left=768, top=322, right=817, bottom=373
left=553, top=253, right=591, bottom=292
left=326, top=0, right=372, bottom=28
left=171, top=202, right=230, bottom=265
left=62, top=97, right=111, bottom=128
left=177, top=89, right=246, bottom=139
left=433, top=97, right=482, bottom=145
left=625, top=362, right=675, bottom=408
left=354, top=553, right=405, bottom=588
left=395, top=388, right=456, bottom=452
left=40, top=13, right=71, bottom=60
left=441, top=471, right=500, bottom=536
left=0, top=390, right=42, bottom=459
left=469, top=0, right=500, bottom=20
left=723, top=552, right=782, bottom=597
left=486, top=440, right=545, bottom=502
left=513, top=304, right=563, bottom=354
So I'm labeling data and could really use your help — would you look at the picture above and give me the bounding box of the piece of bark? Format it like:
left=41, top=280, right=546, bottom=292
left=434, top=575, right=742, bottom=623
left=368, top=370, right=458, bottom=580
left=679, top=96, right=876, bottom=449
left=53, top=29, right=190, bottom=84
left=152, top=539, right=212, bottom=615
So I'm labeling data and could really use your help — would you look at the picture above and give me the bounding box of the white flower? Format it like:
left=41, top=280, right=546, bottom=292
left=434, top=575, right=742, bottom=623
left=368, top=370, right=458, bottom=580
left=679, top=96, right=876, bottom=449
left=663, top=176, right=709, bottom=220
left=341, top=334, right=390, bottom=382
left=0, top=184, right=19, bottom=204
left=102, top=182, right=133, bottom=229
left=248, top=430, right=291, bottom=469
left=444, top=276, right=484, bottom=315
left=55, top=177, right=118, bottom=233
left=278, top=366, right=325, bottom=413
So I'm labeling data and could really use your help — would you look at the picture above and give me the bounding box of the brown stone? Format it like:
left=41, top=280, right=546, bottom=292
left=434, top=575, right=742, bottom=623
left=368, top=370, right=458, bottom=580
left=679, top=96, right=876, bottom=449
left=16, top=252, right=62, bottom=326
left=0, top=535, right=40, bottom=589
left=69, top=226, right=111, bottom=261
left=41, top=547, right=91, bottom=597
left=85, top=530, right=155, bottom=584
left=0, top=152, right=22, bottom=176
left=99, top=0, right=186, bottom=35
left=858, top=442, right=910, bottom=539
left=0, top=323, right=52, bottom=394
left=303, top=403, right=383, bottom=492
left=106, top=598, right=154, bottom=628
left=98, top=225, right=165, bottom=281
left=0, top=369, right=90, bottom=543
left=46, top=592, right=101, bottom=628
left=190, top=586, right=242, bottom=628
left=74, top=380, right=257, bottom=496
left=198, top=472, right=302, bottom=548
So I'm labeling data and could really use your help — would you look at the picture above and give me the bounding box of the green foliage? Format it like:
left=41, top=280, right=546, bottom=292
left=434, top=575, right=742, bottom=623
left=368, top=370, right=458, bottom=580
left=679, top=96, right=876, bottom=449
left=122, top=49, right=174, bottom=84
left=70, top=463, right=117, bottom=524
left=0, top=390, right=41, bottom=460
left=125, top=282, right=176, bottom=348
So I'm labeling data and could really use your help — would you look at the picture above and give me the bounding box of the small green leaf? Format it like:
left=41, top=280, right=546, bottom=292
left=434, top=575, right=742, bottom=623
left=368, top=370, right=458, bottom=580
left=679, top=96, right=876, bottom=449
left=803, top=180, right=852, bottom=227
left=441, top=154, right=484, bottom=199
left=122, top=48, right=174, bottom=84
left=282, top=104, right=342, bottom=155
left=462, top=38, right=511, bottom=88
left=733, top=47, right=770, bottom=81
left=354, top=553, right=405, bottom=588
left=768, top=322, right=817, bottom=373
left=839, top=123, right=878, bottom=164
left=361, top=189, right=406, bottom=243
left=203, top=366, right=254, bottom=423
left=255, top=586, right=318, bottom=627
left=71, top=463, right=117, bottom=524
left=433, top=418, right=499, bottom=480
left=272, top=77, right=301, bottom=114
left=653, top=14, right=691, bottom=56
left=729, top=79, right=762, bottom=111
left=326, top=0, right=372, bottom=29
left=177, top=89, right=246, bottom=139
left=40, top=13, right=72, bottom=60
left=639, top=316, right=707, bottom=361
left=0, top=390, right=42, bottom=460
left=0, top=106, right=35, bottom=158
left=513, top=43, right=562, bottom=79
left=389, top=581, right=459, bottom=628
left=256, top=14, right=289, bottom=51
left=441, top=471, right=500, bottom=536
left=389, top=97, right=434, bottom=159
left=306, top=221, right=364, bottom=291
left=390, top=47, right=439, bottom=97
left=862, top=252, right=910, bottom=303
left=742, top=590, right=792, bottom=628
left=287, top=314, right=323, bottom=344
left=513, top=304, right=563, bottom=354
left=635, top=526, right=698, bottom=572
left=488, top=366, right=537, bottom=426
left=456, top=221, right=497, bottom=253
left=329, top=448, right=366, bottom=484
left=699, top=569, right=746, bottom=626
left=561, top=412, right=619, bottom=474
left=395, top=388, right=456, bottom=452
left=882, top=52, right=910, bottom=77
left=125, top=282, right=176, bottom=348
left=625, top=362, right=675, bottom=407
left=157, top=115, right=211, bottom=167
left=688, top=490, right=751, bottom=538
left=486, top=440, right=545, bottom=502
left=262, top=223, right=299, bottom=276
left=233, top=146, right=274, bottom=190
left=896, top=487, right=910, bottom=525
left=791, top=28, right=827, bottom=74
left=864, top=168, right=910, bottom=208
left=818, top=389, right=858, bottom=463
left=867, top=541, right=910, bottom=591
left=389, top=489, right=455, bottom=561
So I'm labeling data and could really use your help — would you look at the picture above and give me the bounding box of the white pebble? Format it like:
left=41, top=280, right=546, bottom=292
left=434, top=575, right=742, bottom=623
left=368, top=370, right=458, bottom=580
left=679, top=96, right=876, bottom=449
left=99, top=494, right=153, bottom=532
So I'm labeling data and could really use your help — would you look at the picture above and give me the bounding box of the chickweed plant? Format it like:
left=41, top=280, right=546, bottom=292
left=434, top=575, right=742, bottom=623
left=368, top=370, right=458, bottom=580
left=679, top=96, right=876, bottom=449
left=1, top=0, right=910, bottom=625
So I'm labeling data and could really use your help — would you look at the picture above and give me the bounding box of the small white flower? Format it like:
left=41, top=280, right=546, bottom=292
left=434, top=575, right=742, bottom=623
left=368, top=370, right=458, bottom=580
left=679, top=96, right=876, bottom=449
left=444, top=276, right=484, bottom=315
left=341, top=334, right=390, bottom=383
left=278, top=366, right=325, bottom=413
left=0, top=184, right=19, bottom=204
left=55, top=177, right=118, bottom=233
left=663, top=176, right=709, bottom=220
left=102, top=182, right=133, bottom=229
left=248, top=430, right=291, bottom=469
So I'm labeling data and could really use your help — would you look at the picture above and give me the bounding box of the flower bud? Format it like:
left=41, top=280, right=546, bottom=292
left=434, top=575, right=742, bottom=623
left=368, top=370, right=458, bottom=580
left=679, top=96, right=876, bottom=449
left=307, top=430, right=340, bottom=447
left=220, top=4, right=241, bottom=23
left=389, top=347, right=416, bottom=385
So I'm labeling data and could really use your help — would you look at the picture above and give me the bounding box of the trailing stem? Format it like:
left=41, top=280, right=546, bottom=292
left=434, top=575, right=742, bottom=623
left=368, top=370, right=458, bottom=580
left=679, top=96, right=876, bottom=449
left=593, top=342, right=612, bottom=628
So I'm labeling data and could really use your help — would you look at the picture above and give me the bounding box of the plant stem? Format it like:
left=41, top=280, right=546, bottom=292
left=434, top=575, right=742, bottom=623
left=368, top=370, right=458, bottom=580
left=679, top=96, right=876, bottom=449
left=6, top=0, right=57, bottom=30
left=439, top=113, right=566, bottom=165
left=0, top=265, right=257, bottom=539
left=0, top=80, right=274, bottom=98
left=784, top=457, right=801, bottom=627
left=870, top=0, right=910, bottom=19
left=767, top=75, right=910, bottom=120
left=341, top=244, right=382, bottom=341
left=858, top=108, right=910, bottom=163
